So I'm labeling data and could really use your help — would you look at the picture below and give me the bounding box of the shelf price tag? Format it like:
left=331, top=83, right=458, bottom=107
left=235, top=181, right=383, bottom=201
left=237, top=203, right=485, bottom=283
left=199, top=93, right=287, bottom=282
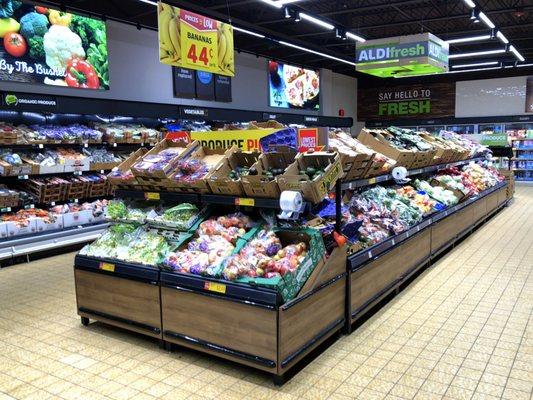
left=235, top=197, right=255, bottom=207
left=99, top=262, right=115, bottom=272
left=18, top=175, right=29, bottom=180
left=368, top=178, right=377, bottom=185
left=145, top=192, right=160, bottom=201
left=38, top=144, right=44, bottom=149
left=204, top=281, right=226, bottom=294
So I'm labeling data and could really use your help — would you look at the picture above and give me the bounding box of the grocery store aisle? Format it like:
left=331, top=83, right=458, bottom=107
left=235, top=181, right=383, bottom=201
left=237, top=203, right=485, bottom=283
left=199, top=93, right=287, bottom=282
left=0, top=187, right=532, bottom=400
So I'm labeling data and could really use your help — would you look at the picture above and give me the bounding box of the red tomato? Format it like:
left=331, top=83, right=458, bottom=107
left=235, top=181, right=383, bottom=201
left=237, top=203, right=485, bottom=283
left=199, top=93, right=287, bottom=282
left=3, top=33, right=27, bottom=58
left=35, top=6, right=48, bottom=14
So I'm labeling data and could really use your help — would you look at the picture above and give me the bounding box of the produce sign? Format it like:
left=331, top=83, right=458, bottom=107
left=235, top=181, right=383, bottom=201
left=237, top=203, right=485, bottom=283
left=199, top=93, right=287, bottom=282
left=158, top=2, right=234, bottom=77
left=356, top=33, right=448, bottom=78
left=0, top=1, right=109, bottom=89
left=480, top=134, right=509, bottom=147
left=268, top=60, right=320, bottom=110
left=165, top=127, right=328, bottom=152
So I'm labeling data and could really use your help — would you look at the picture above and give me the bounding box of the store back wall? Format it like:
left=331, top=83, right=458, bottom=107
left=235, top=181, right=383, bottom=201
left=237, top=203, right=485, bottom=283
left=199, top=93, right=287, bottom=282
left=0, top=21, right=357, bottom=124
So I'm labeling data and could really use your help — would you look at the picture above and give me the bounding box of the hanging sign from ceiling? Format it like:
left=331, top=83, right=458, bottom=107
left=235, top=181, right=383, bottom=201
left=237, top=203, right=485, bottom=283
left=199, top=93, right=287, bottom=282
left=355, top=33, right=449, bottom=78
left=158, top=2, right=234, bottom=76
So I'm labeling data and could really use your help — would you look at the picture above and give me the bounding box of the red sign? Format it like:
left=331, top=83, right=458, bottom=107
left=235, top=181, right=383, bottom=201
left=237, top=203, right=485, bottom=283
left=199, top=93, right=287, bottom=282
left=180, top=9, right=217, bottom=32
left=298, top=128, right=323, bottom=152
left=165, top=131, right=190, bottom=143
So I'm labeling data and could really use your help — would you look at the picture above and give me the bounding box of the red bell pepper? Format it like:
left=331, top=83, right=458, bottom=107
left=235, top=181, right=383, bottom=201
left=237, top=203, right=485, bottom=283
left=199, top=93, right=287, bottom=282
left=65, top=59, right=100, bottom=89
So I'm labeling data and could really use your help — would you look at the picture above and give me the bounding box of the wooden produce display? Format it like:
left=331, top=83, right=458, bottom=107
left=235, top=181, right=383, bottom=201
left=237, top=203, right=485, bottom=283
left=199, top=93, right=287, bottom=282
left=74, top=255, right=162, bottom=339
left=347, top=183, right=509, bottom=329
left=160, top=246, right=346, bottom=378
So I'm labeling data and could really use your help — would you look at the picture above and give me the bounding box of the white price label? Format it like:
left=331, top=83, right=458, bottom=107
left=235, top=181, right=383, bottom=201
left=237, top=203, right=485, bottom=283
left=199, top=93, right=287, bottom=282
left=113, top=143, right=117, bottom=147
left=100, top=170, right=105, bottom=174
left=50, top=202, right=56, bottom=206
left=38, top=144, right=44, bottom=149
left=74, top=199, right=79, bottom=203
left=368, top=251, right=373, bottom=259
left=84, top=143, right=88, bottom=148
left=74, top=171, right=82, bottom=176
left=391, top=239, right=395, bottom=245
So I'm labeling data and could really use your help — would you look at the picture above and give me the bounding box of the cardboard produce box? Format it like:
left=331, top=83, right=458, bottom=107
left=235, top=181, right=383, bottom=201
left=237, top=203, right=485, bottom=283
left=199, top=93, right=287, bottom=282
left=234, top=228, right=326, bottom=302
left=131, top=139, right=191, bottom=179
left=107, top=148, right=148, bottom=187
left=418, top=132, right=455, bottom=164
left=277, top=151, right=342, bottom=204
left=171, top=145, right=238, bottom=194
left=242, top=149, right=296, bottom=198
left=208, top=150, right=260, bottom=196
left=358, top=129, right=415, bottom=168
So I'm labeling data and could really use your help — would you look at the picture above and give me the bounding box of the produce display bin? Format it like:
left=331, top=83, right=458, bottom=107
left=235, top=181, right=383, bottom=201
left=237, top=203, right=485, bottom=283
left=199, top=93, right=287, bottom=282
left=74, top=255, right=162, bottom=339
left=160, top=246, right=346, bottom=378
left=349, top=227, right=431, bottom=324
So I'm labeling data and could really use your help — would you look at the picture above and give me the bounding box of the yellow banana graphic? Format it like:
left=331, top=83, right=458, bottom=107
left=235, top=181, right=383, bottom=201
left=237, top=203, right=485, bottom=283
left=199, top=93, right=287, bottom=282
left=168, top=16, right=181, bottom=58
left=158, top=6, right=174, bottom=56
left=222, top=25, right=234, bottom=73
left=218, top=29, right=227, bottom=67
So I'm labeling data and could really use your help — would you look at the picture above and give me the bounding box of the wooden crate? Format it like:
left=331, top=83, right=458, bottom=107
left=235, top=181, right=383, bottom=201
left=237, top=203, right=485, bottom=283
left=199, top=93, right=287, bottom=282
left=74, top=261, right=162, bottom=339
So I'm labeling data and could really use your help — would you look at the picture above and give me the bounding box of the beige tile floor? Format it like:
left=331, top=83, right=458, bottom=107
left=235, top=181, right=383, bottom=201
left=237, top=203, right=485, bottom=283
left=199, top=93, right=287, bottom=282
left=0, top=186, right=532, bottom=400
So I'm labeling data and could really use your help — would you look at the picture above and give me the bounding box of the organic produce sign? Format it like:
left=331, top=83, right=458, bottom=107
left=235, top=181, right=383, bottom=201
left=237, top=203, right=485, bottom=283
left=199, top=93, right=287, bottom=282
left=268, top=60, right=320, bottom=110
left=158, top=2, right=234, bottom=77
left=0, top=1, right=109, bottom=89
left=356, top=33, right=448, bottom=78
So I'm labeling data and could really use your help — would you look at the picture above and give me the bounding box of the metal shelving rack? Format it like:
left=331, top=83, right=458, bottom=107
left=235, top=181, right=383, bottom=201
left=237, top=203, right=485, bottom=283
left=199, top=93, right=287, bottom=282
left=510, top=137, right=533, bottom=182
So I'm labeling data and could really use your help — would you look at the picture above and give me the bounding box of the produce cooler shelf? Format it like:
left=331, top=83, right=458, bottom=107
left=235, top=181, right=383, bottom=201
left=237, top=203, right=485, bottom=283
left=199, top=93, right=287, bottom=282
left=341, top=157, right=485, bottom=190
left=0, top=222, right=108, bottom=261
left=347, top=181, right=507, bottom=270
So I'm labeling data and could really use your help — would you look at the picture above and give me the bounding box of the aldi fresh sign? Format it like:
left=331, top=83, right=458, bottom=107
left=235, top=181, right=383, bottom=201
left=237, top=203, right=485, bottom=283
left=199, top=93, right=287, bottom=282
left=356, top=33, right=449, bottom=78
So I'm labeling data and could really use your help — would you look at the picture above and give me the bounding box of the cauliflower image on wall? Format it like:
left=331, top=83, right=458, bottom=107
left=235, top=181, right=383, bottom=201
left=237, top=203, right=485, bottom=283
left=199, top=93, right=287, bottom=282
left=43, top=24, right=85, bottom=71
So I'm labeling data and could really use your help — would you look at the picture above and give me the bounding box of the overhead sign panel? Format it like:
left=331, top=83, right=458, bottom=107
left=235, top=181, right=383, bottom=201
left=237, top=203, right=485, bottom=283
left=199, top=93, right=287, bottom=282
left=355, top=33, right=449, bottom=78
left=158, top=2, right=234, bottom=77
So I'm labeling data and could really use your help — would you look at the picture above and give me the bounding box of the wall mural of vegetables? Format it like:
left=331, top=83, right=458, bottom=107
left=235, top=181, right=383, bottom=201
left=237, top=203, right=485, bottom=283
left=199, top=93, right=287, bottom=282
left=0, top=1, right=109, bottom=90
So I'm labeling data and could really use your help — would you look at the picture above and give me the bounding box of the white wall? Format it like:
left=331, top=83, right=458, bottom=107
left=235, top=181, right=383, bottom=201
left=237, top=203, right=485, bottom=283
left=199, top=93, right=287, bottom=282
left=0, top=21, right=358, bottom=123
left=455, top=76, right=528, bottom=117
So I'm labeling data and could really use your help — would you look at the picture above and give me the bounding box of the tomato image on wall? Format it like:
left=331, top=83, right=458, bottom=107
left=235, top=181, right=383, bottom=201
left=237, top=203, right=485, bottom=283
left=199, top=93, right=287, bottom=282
left=0, top=1, right=109, bottom=89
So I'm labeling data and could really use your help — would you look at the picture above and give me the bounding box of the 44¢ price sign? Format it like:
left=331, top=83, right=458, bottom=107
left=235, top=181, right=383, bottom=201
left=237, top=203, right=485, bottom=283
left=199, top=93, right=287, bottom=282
left=158, top=3, right=234, bottom=77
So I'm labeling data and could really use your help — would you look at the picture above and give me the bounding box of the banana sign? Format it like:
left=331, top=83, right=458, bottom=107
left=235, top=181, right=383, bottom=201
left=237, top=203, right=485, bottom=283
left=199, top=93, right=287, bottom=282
left=158, top=2, right=235, bottom=77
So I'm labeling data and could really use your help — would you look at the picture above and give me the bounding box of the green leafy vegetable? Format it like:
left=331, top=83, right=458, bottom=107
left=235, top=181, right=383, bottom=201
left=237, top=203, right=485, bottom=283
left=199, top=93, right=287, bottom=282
left=28, top=36, right=44, bottom=60
left=70, top=15, right=108, bottom=89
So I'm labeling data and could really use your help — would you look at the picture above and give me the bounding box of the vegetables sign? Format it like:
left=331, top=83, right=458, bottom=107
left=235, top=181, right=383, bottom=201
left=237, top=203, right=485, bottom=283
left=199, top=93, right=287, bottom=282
left=0, top=1, right=109, bottom=90
left=158, top=2, right=234, bottom=77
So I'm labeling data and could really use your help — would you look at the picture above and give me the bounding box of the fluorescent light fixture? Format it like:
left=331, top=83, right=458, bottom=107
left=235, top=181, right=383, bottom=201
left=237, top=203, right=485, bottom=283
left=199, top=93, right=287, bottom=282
left=139, top=0, right=157, bottom=5
left=510, top=45, right=525, bottom=62
left=278, top=40, right=355, bottom=66
left=233, top=26, right=265, bottom=38
left=496, top=31, right=509, bottom=44
left=299, top=12, right=335, bottom=30
left=463, top=0, right=476, bottom=8
left=346, top=31, right=366, bottom=43
left=449, top=48, right=506, bottom=59
left=451, top=61, right=499, bottom=68
left=258, top=0, right=302, bottom=8
left=517, top=63, right=533, bottom=67
left=446, top=34, right=490, bottom=44
left=478, top=11, right=495, bottom=28
left=448, top=66, right=501, bottom=74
